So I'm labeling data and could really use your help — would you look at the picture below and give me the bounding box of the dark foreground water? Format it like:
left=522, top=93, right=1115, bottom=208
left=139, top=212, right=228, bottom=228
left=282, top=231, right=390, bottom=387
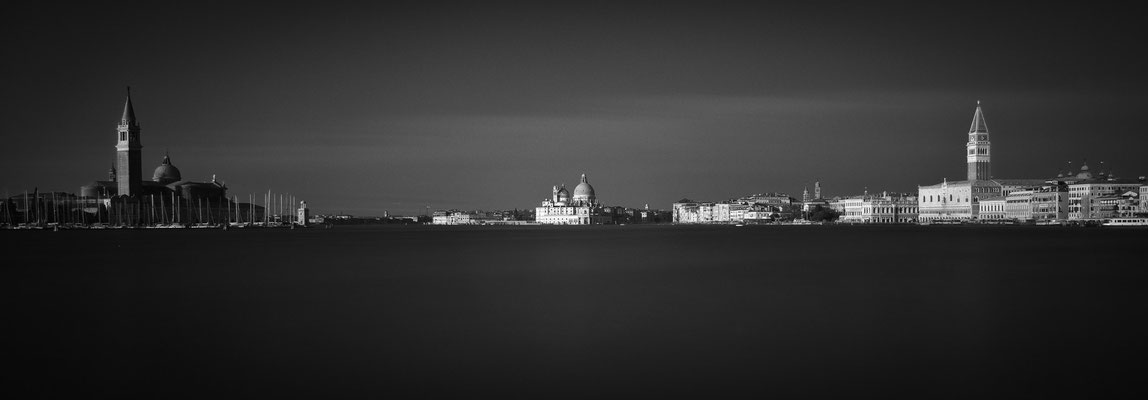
left=5, top=225, right=1147, bottom=398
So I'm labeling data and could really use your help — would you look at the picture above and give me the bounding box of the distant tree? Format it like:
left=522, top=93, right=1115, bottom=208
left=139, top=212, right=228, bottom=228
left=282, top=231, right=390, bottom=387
left=807, top=205, right=840, bottom=222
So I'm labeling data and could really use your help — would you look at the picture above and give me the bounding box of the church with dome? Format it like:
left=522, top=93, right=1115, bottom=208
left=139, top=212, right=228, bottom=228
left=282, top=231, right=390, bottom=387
left=80, top=89, right=228, bottom=200
left=535, top=173, right=611, bottom=225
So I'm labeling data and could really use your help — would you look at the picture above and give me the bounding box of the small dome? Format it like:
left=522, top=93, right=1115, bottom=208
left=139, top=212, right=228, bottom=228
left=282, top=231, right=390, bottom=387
left=556, top=186, right=570, bottom=202
left=573, top=173, right=596, bottom=205
left=152, top=153, right=182, bottom=184
left=1074, top=162, right=1093, bottom=180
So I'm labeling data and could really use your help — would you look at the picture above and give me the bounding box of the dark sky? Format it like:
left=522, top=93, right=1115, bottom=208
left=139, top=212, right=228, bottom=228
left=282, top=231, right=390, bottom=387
left=4, top=2, right=1147, bottom=215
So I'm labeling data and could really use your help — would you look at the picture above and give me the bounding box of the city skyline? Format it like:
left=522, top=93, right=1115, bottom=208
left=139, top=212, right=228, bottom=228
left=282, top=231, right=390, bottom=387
left=4, top=3, right=1148, bottom=215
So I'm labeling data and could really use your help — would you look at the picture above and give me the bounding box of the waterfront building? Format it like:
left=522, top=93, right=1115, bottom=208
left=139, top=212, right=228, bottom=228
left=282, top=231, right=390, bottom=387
left=1141, top=185, right=1148, bottom=213
left=1030, top=183, right=1070, bottom=223
left=737, top=193, right=798, bottom=219
left=432, top=210, right=476, bottom=225
left=535, top=174, right=610, bottom=225
left=713, top=203, right=732, bottom=223
left=297, top=201, right=310, bottom=226
left=431, top=210, right=503, bottom=225
left=995, top=183, right=1069, bottom=224
left=727, top=203, right=750, bottom=223
left=673, top=199, right=775, bottom=224
left=698, top=202, right=717, bottom=224
left=672, top=200, right=700, bottom=224
left=978, top=197, right=1007, bottom=221
left=832, top=197, right=861, bottom=223
left=1097, top=191, right=1140, bottom=219
left=606, top=205, right=671, bottom=224
left=743, top=204, right=776, bottom=223
left=832, top=192, right=918, bottom=224
left=1063, top=169, right=1142, bottom=221
left=1004, top=190, right=1033, bottom=222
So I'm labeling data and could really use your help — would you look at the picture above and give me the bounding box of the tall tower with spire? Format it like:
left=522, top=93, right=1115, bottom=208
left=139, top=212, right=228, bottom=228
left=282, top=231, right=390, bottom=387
left=966, top=101, right=991, bottom=181
left=115, top=87, right=143, bottom=196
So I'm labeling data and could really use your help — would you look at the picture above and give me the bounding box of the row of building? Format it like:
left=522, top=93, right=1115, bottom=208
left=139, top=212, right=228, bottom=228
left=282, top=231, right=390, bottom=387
left=672, top=102, right=1146, bottom=225
left=672, top=188, right=921, bottom=225
left=916, top=102, right=1145, bottom=224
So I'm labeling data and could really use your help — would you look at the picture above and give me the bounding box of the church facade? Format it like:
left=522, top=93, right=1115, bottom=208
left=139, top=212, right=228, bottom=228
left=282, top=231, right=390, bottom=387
left=535, top=174, right=611, bottom=225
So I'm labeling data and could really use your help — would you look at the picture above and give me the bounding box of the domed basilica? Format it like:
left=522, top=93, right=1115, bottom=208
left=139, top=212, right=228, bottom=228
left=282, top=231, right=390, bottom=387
left=536, top=173, right=610, bottom=224
left=80, top=90, right=227, bottom=200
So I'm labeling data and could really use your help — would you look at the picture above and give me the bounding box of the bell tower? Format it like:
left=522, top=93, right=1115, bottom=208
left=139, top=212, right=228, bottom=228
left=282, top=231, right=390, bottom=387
left=966, top=101, right=991, bottom=181
left=116, top=87, right=143, bottom=196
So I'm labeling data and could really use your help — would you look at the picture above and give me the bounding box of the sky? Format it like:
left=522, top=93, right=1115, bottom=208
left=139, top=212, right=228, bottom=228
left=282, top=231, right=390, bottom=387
left=4, top=2, right=1148, bottom=215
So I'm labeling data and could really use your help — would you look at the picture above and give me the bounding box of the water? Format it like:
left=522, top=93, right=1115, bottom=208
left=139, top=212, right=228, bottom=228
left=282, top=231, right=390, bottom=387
left=6, top=225, right=1147, bottom=397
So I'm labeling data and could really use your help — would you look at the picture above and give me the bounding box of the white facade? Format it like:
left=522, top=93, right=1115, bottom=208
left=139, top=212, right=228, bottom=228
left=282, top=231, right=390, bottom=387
left=432, top=210, right=492, bottom=225
left=1004, top=190, right=1033, bottom=222
left=674, top=201, right=767, bottom=224
left=535, top=174, right=609, bottom=225
left=1142, top=186, right=1148, bottom=213
left=535, top=205, right=609, bottom=225
left=296, top=200, right=309, bottom=226
left=835, top=194, right=918, bottom=224
left=978, top=197, right=1006, bottom=221
left=918, top=180, right=977, bottom=223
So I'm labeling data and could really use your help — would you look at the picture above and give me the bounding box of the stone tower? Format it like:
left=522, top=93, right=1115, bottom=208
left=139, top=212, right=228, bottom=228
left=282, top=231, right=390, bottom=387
left=115, top=88, right=142, bottom=196
left=966, top=101, right=991, bottom=181
left=814, top=181, right=821, bottom=200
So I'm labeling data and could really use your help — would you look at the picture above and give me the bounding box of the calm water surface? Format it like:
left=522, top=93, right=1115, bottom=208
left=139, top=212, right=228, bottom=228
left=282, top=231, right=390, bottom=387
left=6, top=225, right=1147, bottom=398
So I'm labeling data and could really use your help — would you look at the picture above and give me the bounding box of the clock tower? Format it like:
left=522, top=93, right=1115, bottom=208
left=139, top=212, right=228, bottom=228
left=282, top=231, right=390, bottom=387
left=966, top=101, right=991, bottom=181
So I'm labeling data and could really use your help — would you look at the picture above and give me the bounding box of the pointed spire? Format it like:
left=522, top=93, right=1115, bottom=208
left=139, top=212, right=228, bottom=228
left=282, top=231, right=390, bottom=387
left=121, top=86, right=138, bottom=126
left=969, top=101, right=988, bottom=134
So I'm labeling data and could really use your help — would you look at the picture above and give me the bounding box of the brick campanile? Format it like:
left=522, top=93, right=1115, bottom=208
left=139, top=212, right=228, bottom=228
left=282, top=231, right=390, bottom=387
left=115, top=88, right=142, bottom=196
left=966, top=101, right=991, bottom=181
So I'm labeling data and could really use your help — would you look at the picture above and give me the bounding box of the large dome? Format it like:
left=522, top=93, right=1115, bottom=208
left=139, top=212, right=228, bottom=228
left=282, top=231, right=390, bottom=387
left=573, top=173, right=596, bottom=205
left=152, top=153, right=182, bottom=184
